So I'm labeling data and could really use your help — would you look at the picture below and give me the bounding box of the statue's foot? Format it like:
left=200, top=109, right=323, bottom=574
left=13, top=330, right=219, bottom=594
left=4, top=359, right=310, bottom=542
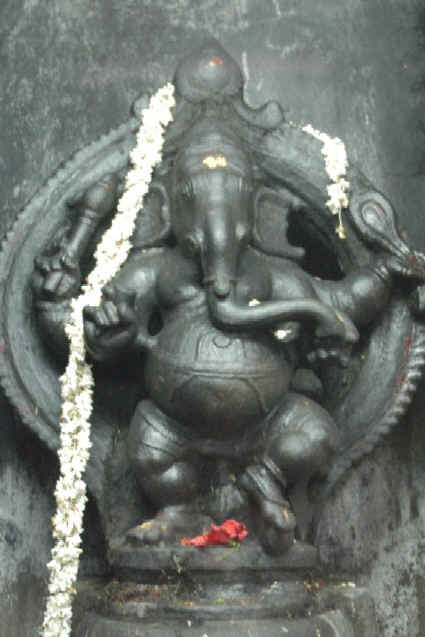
left=127, top=505, right=213, bottom=546
left=258, top=499, right=296, bottom=555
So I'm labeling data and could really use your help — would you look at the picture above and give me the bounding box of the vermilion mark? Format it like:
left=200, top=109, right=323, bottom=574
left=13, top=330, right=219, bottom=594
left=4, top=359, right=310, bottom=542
left=180, top=519, right=248, bottom=547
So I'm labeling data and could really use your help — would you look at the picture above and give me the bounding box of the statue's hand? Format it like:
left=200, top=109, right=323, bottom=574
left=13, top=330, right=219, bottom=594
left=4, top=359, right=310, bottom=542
left=309, top=309, right=357, bottom=368
left=32, top=252, right=81, bottom=301
left=309, top=311, right=356, bottom=367
left=83, top=285, right=137, bottom=356
left=307, top=341, right=352, bottom=368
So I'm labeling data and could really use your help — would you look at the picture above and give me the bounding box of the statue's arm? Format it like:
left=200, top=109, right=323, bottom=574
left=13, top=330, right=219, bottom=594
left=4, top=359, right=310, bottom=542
left=262, top=259, right=357, bottom=341
left=311, top=260, right=393, bottom=328
left=33, top=175, right=120, bottom=301
left=32, top=175, right=120, bottom=357
left=210, top=257, right=358, bottom=345
left=34, top=247, right=164, bottom=362
left=83, top=248, right=164, bottom=362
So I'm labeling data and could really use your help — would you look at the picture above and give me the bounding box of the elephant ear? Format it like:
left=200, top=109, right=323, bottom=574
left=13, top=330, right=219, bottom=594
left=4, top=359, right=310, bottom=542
left=131, top=180, right=172, bottom=249
left=252, top=186, right=305, bottom=260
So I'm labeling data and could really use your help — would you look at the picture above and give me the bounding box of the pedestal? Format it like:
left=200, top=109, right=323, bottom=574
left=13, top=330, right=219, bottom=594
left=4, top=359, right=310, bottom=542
left=73, top=540, right=378, bottom=637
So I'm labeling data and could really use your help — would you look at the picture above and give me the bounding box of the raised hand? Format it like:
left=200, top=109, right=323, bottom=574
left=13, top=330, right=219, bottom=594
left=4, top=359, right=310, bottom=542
left=32, top=251, right=81, bottom=301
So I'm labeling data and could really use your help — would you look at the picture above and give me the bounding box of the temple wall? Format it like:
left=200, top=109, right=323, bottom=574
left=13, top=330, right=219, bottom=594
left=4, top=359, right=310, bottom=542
left=1, top=1, right=424, bottom=634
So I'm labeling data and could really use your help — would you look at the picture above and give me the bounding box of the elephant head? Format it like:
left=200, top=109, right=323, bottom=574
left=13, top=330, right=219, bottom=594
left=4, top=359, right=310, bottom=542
left=170, top=124, right=254, bottom=299
left=167, top=122, right=303, bottom=298
left=148, top=121, right=357, bottom=343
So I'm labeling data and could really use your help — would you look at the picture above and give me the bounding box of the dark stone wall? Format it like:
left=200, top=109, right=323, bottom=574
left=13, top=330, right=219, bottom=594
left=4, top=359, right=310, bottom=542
left=1, top=1, right=424, bottom=635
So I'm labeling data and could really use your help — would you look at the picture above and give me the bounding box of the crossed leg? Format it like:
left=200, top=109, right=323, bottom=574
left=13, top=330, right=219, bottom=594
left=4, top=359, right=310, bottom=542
left=126, top=394, right=338, bottom=551
left=240, top=392, right=339, bottom=552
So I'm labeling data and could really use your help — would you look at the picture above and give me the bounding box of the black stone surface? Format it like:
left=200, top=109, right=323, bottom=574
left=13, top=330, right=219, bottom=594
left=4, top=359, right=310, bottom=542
left=72, top=576, right=375, bottom=636
left=108, top=540, right=318, bottom=581
left=74, top=611, right=355, bottom=637
left=2, top=1, right=425, bottom=636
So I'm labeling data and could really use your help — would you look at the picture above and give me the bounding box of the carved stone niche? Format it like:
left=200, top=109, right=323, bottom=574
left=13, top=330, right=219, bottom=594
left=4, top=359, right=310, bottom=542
left=1, top=40, right=425, bottom=636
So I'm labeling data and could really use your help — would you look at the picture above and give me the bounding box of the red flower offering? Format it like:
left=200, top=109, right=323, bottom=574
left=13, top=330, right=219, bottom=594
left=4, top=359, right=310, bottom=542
left=180, top=519, right=248, bottom=547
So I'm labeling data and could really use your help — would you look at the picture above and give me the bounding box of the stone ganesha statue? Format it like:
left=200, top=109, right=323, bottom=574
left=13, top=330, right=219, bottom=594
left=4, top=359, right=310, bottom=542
left=26, top=41, right=425, bottom=555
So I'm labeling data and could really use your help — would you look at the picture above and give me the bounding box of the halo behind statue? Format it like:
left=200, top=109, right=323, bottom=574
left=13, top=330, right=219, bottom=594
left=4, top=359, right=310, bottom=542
left=0, top=41, right=424, bottom=534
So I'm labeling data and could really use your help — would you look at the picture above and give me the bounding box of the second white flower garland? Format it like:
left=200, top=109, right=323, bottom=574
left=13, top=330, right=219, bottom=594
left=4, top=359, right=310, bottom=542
left=41, top=83, right=175, bottom=637
left=302, top=124, right=350, bottom=239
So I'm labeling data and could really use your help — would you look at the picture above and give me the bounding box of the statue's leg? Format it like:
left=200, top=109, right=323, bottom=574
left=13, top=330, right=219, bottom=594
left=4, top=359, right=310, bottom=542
left=239, top=460, right=296, bottom=554
left=240, top=392, right=338, bottom=552
left=126, top=399, right=213, bottom=544
left=266, top=391, right=339, bottom=484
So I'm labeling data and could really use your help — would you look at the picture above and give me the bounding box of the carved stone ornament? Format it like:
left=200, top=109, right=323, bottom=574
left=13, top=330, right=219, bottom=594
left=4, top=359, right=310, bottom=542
left=1, top=40, right=425, bottom=635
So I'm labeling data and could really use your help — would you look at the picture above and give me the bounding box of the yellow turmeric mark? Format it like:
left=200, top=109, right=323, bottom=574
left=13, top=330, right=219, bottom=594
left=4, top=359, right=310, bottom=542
left=203, top=154, right=227, bottom=169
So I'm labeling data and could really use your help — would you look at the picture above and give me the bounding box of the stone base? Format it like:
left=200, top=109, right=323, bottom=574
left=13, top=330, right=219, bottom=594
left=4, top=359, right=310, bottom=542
left=107, top=537, right=318, bottom=581
left=75, top=610, right=356, bottom=637
left=73, top=541, right=378, bottom=637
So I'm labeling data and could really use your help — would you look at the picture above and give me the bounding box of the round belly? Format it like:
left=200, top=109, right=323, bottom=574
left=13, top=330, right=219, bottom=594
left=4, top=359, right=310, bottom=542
left=145, top=318, right=291, bottom=438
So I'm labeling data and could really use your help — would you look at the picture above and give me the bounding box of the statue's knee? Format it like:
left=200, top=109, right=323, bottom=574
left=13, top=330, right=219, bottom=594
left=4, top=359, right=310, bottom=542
left=269, top=420, right=337, bottom=481
left=298, top=415, right=339, bottom=453
left=150, top=461, right=200, bottom=503
left=270, top=431, right=311, bottom=478
left=128, top=440, right=175, bottom=474
left=127, top=401, right=183, bottom=474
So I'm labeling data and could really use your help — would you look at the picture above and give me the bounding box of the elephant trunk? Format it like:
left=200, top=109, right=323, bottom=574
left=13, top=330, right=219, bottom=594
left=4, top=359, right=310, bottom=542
left=202, top=207, right=239, bottom=300
left=201, top=201, right=358, bottom=344
left=207, top=286, right=359, bottom=343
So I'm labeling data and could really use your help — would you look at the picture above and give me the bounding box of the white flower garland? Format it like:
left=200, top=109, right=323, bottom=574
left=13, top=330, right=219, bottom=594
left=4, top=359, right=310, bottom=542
left=302, top=124, right=350, bottom=239
left=41, top=83, right=175, bottom=637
